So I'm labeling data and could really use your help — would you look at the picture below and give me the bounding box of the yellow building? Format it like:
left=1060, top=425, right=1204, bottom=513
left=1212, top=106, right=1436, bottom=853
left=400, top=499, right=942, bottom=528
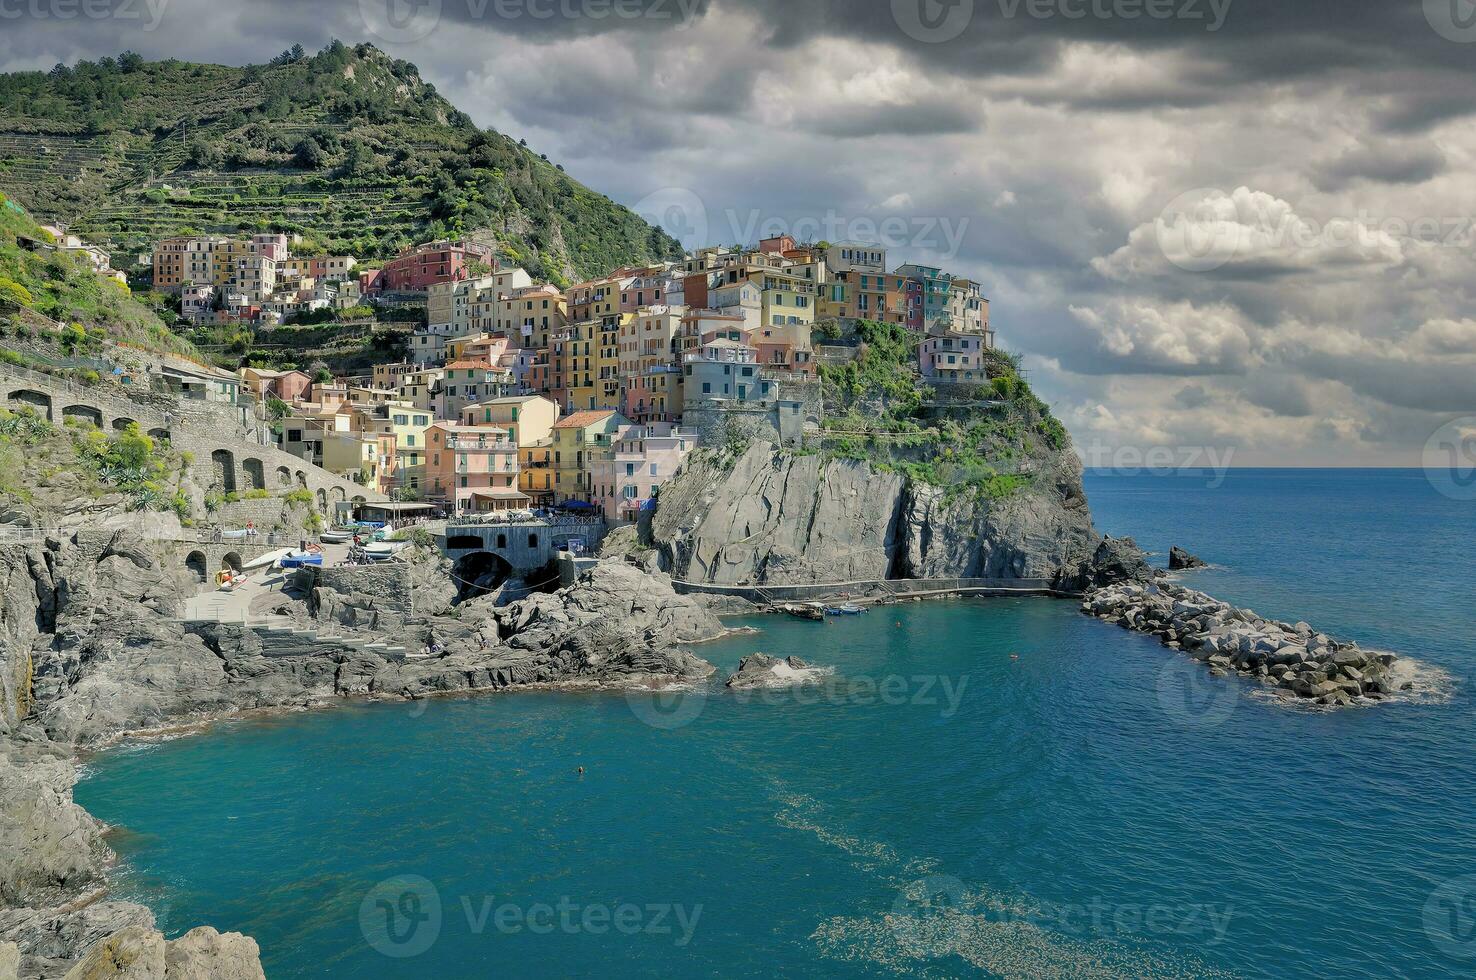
left=460, top=394, right=560, bottom=447
left=756, top=270, right=817, bottom=330
left=563, top=313, right=628, bottom=414
left=518, top=438, right=555, bottom=502
left=550, top=408, right=630, bottom=502
left=382, top=401, right=434, bottom=495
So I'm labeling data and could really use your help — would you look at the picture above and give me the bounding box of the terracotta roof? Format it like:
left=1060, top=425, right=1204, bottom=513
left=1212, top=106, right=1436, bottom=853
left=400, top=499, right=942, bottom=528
left=554, top=409, right=617, bottom=429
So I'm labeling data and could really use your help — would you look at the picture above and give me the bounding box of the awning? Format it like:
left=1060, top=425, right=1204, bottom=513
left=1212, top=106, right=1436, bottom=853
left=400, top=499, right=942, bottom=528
left=469, top=488, right=531, bottom=501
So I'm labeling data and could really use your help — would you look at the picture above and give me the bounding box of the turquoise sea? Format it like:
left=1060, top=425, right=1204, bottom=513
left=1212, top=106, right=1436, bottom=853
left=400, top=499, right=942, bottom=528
left=77, top=469, right=1476, bottom=978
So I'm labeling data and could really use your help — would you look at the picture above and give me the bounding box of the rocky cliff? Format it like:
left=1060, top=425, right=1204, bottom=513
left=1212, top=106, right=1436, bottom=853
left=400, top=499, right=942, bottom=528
left=647, top=442, right=1138, bottom=589
left=0, top=531, right=721, bottom=978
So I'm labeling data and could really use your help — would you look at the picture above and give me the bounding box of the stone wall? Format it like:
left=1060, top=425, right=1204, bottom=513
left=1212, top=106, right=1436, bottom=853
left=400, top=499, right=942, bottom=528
left=683, top=398, right=809, bottom=450
left=0, top=364, right=383, bottom=509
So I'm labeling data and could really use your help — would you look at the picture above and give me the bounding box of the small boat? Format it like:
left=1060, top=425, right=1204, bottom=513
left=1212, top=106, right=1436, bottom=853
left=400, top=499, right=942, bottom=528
left=278, top=551, right=324, bottom=569
left=823, top=603, right=866, bottom=616
left=362, top=541, right=407, bottom=562
left=319, top=528, right=355, bottom=544
left=243, top=548, right=292, bottom=571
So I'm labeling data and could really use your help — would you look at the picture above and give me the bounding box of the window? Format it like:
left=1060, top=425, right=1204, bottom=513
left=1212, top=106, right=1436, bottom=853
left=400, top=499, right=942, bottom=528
left=650, top=463, right=659, bottom=476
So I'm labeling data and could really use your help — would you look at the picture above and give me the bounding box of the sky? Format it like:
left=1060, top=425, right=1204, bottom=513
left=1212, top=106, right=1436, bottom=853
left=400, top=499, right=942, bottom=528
left=3, top=0, right=1475, bottom=468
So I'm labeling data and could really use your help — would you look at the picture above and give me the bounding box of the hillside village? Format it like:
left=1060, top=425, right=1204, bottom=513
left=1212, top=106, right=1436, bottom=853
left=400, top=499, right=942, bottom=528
left=132, top=227, right=995, bottom=523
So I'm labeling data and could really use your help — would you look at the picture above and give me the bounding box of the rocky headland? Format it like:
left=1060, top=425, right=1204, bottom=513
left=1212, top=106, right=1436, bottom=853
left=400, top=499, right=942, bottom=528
left=0, top=528, right=724, bottom=978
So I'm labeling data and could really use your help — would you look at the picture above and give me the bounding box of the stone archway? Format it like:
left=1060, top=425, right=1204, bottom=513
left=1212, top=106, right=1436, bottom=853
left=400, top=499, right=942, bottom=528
left=315, top=488, right=327, bottom=512
left=331, top=487, right=346, bottom=504
left=185, top=550, right=208, bottom=583
left=148, top=427, right=170, bottom=442
left=295, top=471, right=308, bottom=490
left=242, top=458, right=266, bottom=491
left=277, top=465, right=293, bottom=487
left=211, top=449, right=237, bottom=494
left=7, top=389, right=52, bottom=420
left=111, top=417, right=137, bottom=432
left=61, top=404, right=103, bottom=428
left=221, top=552, right=243, bottom=573
left=452, top=550, right=513, bottom=602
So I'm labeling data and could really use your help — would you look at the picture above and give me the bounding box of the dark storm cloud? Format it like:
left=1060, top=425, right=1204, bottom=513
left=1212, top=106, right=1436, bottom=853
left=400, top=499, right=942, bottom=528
left=3, top=0, right=1471, bottom=464
left=1313, top=141, right=1449, bottom=190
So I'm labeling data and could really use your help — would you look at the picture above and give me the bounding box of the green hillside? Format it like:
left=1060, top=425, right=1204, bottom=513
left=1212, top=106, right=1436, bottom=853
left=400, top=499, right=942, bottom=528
left=0, top=41, right=681, bottom=285
left=0, top=190, right=200, bottom=361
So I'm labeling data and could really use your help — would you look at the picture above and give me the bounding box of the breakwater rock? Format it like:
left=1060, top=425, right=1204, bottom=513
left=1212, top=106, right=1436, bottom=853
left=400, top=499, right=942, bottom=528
left=1084, top=582, right=1412, bottom=707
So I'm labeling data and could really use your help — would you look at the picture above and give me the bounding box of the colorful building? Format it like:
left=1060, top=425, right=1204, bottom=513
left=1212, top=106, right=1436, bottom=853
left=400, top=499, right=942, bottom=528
left=425, top=422, right=525, bottom=514
left=550, top=408, right=631, bottom=502
left=590, top=423, right=698, bottom=522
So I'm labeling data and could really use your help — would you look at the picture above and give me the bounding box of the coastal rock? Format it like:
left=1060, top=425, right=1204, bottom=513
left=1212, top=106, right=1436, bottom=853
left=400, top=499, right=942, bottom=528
left=1, top=536, right=725, bottom=977
left=725, top=654, right=820, bottom=689
left=649, top=442, right=1138, bottom=590
left=1168, top=546, right=1207, bottom=570
left=59, top=925, right=164, bottom=979
left=1, top=941, right=17, bottom=980
left=1082, top=581, right=1409, bottom=710
left=162, top=927, right=265, bottom=980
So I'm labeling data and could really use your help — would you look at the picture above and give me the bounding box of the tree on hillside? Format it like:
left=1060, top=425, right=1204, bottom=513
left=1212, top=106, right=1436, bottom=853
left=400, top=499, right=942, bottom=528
left=294, top=137, right=328, bottom=170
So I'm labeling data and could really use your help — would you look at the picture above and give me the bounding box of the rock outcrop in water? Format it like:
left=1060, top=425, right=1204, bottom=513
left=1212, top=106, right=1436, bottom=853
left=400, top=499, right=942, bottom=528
left=724, top=654, right=819, bottom=689
left=1168, top=546, right=1207, bottom=570
left=1084, top=581, right=1413, bottom=707
left=647, top=443, right=1135, bottom=590
left=0, top=530, right=722, bottom=977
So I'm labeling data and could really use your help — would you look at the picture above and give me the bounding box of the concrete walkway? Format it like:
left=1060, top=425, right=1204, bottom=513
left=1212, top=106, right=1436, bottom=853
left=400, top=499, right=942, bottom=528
left=182, top=542, right=351, bottom=624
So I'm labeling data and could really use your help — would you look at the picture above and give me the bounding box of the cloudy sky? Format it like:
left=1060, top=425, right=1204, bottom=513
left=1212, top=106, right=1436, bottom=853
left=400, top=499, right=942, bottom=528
left=5, top=0, right=1475, bottom=466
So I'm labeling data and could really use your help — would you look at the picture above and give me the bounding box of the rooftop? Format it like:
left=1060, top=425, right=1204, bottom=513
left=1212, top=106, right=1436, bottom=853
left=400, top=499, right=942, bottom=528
left=555, top=409, right=618, bottom=429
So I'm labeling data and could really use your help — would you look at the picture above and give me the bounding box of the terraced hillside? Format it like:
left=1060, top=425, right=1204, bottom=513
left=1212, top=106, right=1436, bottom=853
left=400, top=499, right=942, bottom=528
left=0, top=42, right=681, bottom=285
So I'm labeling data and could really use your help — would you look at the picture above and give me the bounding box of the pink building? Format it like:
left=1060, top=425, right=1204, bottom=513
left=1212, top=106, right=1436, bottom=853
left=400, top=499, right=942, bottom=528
left=590, top=423, right=698, bottom=523
left=425, top=422, right=526, bottom=514
left=378, top=240, right=495, bottom=293
left=919, top=331, right=989, bottom=382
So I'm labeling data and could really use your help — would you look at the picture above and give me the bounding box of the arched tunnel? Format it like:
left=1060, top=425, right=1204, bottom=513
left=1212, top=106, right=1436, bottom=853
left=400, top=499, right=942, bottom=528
left=452, top=550, right=515, bottom=602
